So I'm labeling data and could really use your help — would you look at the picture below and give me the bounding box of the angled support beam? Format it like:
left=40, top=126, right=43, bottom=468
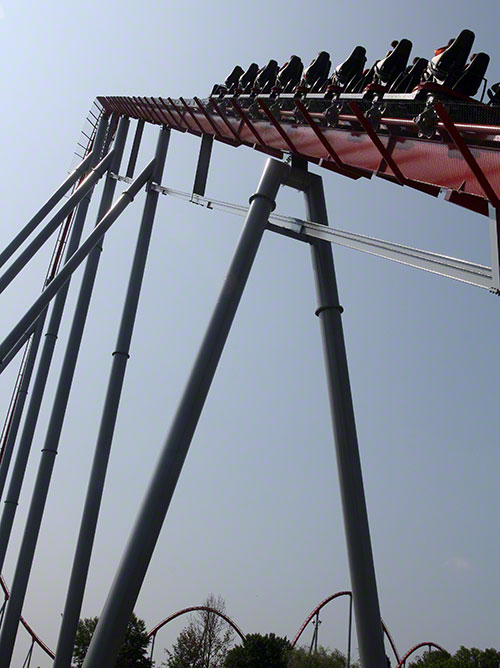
left=0, top=161, right=154, bottom=371
left=53, top=125, right=172, bottom=668
left=0, top=150, right=115, bottom=296
left=0, top=146, right=101, bottom=271
left=81, top=158, right=290, bottom=668
left=284, top=165, right=386, bottom=668
left=434, top=102, right=500, bottom=207
left=349, top=102, right=405, bottom=185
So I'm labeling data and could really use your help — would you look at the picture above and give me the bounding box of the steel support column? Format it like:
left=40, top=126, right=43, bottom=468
left=0, top=313, right=47, bottom=502
left=0, top=159, right=154, bottom=368
left=300, top=171, right=386, bottom=668
left=0, top=146, right=100, bottom=271
left=0, top=117, right=131, bottom=664
left=0, top=149, right=115, bottom=296
left=82, top=157, right=289, bottom=668
left=53, top=125, right=171, bottom=668
left=0, top=112, right=111, bottom=573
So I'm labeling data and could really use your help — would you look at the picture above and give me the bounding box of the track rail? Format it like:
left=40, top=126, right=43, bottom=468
left=98, top=94, right=500, bottom=217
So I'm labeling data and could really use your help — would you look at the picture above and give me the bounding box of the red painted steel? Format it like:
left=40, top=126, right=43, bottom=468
left=396, top=641, right=447, bottom=668
left=147, top=605, right=246, bottom=642
left=0, top=575, right=54, bottom=659
left=96, top=94, right=500, bottom=216
left=291, top=591, right=400, bottom=665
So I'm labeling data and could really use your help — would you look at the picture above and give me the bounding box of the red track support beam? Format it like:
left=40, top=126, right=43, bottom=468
left=158, top=97, right=185, bottom=131
left=349, top=101, right=406, bottom=185
left=434, top=102, right=500, bottom=207
left=294, top=99, right=371, bottom=180
left=179, top=97, right=206, bottom=134
left=229, top=99, right=283, bottom=158
left=193, top=97, right=239, bottom=146
left=257, top=99, right=301, bottom=155
left=168, top=97, right=195, bottom=132
left=210, top=99, right=244, bottom=145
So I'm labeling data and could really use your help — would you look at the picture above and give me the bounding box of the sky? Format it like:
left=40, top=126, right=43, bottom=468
left=0, top=0, right=499, bottom=665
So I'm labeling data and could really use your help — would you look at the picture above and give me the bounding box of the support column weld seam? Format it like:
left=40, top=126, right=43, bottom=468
left=315, top=305, right=344, bottom=316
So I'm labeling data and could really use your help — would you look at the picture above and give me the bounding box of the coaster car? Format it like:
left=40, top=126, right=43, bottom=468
left=424, top=29, right=475, bottom=87
left=253, top=59, right=279, bottom=94
left=301, top=51, right=332, bottom=92
left=328, top=46, right=367, bottom=91
left=238, top=63, right=260, bottom=93
left=211, top=65, right=244, bottom=97
left=276, top=55, right=303, bottom=93
left=344, top=39, right=412, bottom=96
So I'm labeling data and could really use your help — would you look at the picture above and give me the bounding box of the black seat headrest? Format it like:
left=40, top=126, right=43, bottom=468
left=374, top=39, right=413, bottom=85
left=331, top=46, right=367, bottom=86
left=303, top=51, right=331, bottom=87
left=429, top=29, right=475, bottom=85
left=224, top=66, right=244, bottom=92
left=255, top=60, right=279, bottom=92
left=277, top=55, right=304, bottom=91
left=453, top=52, right=490, bottom=97
left=239, top=63, right=259, bottom=92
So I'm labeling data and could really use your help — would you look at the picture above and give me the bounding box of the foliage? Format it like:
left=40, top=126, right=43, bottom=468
left=165, top=594, right=235, bottom=668
left=407, top=646, right=500, bottom=668
left=73, top=613, right=153, bottom=667
left=287, top=646, right=358, bottom=668
left=224, top=633, right=291, bottom=668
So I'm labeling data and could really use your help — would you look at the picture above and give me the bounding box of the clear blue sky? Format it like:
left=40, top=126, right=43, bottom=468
left=0, top=0, right=499, bottom=665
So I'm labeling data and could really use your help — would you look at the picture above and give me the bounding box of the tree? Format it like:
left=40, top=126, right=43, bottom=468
left=224, top=633, right=291, bottom=668
left=287, top=646, right=358, bottom=668
left=165, top=594, right=235, bottom=668
left=72, top=613, right=153, bottom=667
left=407, top=646, right=500, bottom=668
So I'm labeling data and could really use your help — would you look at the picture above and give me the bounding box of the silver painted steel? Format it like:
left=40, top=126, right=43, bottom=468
left=153, top=185, right=492, bottom=290
left=489, top=204, right=500, bottom=293
left=0, top=117, right=131, bottom=664
left=53, top=125, right=171, bottom=668
left=82, top=158, right=290, bottom=668
left=301, top=172, right=386, bottom=668
left=0, top=112, right=111, bottom=573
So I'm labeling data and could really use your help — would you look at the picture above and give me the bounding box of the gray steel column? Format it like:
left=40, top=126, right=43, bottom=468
left=0, top=312, right=47, bottom=501
left=0, top=117, right=131, bottom=664
left=0, top=114, right=110, bottom=506
left=82, top=158, right=289, bottom=668
left=0, top=160, right=155, bottom=368
left=0, top=147, right=99, bottom=270
left=0, top=111, right=110, bottom=572
left=0, top=150, right=115, bottom=296
left=53, top=125, right=171, bottom=668
left=303, top=174, right=386, bottom=668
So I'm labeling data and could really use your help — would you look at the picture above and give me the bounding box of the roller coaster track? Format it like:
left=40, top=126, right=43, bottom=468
left=0, top=78, right=496, bottom=663
left=97, top=94, right=500, bottom=216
